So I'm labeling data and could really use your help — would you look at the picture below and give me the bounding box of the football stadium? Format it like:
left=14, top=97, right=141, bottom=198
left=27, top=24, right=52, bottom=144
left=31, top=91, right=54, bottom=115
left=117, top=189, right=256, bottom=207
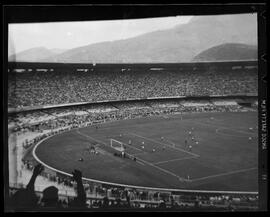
left=7, top=61, right=259, bottom=210
left=6, top=12, right=260, bottom=211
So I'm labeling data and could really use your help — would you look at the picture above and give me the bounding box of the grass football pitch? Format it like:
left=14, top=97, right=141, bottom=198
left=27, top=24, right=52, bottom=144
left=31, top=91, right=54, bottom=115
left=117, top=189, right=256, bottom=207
left=33, top=111, right=258, bottom=192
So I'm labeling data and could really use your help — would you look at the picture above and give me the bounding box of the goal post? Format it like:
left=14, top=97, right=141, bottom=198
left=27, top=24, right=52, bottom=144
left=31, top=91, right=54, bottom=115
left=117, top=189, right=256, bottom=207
left=110, top=139, right=125, bottom=152
left=110, top=138, right=137, bottom=161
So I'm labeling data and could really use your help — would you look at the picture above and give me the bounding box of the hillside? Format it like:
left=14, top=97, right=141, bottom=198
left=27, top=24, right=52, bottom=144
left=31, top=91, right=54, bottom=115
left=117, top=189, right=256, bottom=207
left=193, top=43, right=258, bottom=61
left=10, top=13, right=257, bottom=63
left=8, top=47, right=67, bottom=62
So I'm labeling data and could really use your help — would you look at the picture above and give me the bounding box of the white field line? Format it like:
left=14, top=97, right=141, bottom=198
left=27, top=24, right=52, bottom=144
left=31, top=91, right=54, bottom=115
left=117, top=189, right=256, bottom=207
left=193, top=120, right=257, bottom=136
left=77, top=130, right=190, bottom=182
left=164, top=138, right=177, bottom=147
left=136, top=160, right=190, bottom=182
left=191, top=167, right=257, bottom=182
left=129, top=132, right=199, bottom=157
left=153, top=156, right=198, bottom=165
left=136, top=161, right=145, bottom=166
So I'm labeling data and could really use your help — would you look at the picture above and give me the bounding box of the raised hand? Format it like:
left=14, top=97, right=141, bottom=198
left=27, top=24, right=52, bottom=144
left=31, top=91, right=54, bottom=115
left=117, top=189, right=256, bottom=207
left=26, top=163, right=44, bottom=191
left=33, top=163, right=44, bottom=177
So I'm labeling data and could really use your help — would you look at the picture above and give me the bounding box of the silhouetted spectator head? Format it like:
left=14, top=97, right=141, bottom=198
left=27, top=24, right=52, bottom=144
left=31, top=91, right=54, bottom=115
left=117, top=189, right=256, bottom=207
left=10, top=189, right=38, bottom=209
left=102, top=196, right=109, bottom=207
left=41, top=186, right=59, bottom=207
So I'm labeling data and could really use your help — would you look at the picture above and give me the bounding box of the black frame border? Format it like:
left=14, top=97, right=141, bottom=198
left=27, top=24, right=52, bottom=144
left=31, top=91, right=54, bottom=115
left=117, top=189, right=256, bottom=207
left=2, top=3, right=268, bottom=212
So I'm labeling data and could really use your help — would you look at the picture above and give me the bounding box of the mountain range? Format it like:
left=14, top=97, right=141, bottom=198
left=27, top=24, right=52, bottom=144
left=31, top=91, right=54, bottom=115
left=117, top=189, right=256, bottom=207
left=8, top=47, right=67, bottom=62
left=193, top=43, right=257, bottom=61
left=9, top=14, right=257, bottom=63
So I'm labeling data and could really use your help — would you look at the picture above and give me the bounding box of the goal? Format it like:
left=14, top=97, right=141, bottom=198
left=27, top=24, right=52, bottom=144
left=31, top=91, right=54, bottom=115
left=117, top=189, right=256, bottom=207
left=110, top=139, right=125, bottom=152
left=110, top=139, right=137, bottom=161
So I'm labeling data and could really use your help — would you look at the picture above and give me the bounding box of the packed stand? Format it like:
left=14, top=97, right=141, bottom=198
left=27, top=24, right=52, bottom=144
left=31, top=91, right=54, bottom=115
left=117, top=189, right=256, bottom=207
left=8, top=99, right=255, bottom=136
left=8, top=68, right=258, bottom=108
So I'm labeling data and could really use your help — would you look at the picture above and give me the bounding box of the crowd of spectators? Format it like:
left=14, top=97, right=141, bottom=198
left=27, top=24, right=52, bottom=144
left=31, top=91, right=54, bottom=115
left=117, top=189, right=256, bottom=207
left=8, top=68, right=258, bottom=108
left=7, top=164, right=87, bottom=211
left=8, top=98, right=255, bottom=136
left=7, top=164, right=258, bottom=211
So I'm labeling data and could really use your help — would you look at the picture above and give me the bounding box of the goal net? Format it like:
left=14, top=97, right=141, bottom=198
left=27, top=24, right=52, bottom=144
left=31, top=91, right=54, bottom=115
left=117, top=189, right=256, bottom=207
left=110, top=139, right=138, bottom=161
left=110, top=139, right=125, bottom=152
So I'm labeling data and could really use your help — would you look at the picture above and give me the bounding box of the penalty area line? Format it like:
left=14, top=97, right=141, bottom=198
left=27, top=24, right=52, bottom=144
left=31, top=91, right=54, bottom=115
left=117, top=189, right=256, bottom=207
left=137, top=161, right=145, bottom=166
left=129, top=132, right=199, bottom=157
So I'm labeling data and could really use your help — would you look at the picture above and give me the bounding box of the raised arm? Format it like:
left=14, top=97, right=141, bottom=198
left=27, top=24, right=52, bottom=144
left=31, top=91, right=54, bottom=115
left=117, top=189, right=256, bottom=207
left=26, top=164, right=44, bottom=193
left=72, top=169, right=86, bottom=206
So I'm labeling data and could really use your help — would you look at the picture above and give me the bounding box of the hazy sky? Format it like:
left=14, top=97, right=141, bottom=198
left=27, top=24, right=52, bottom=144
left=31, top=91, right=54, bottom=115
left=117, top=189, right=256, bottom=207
left=9, top=16, right=193, bottom=55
